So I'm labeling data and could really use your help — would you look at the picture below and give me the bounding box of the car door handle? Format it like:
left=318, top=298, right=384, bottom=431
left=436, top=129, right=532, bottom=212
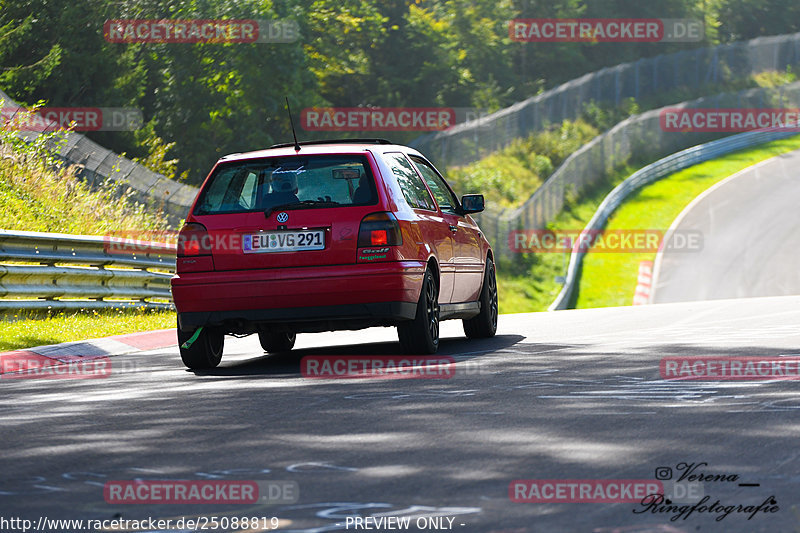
left=449, top=225, right=458, bottom=233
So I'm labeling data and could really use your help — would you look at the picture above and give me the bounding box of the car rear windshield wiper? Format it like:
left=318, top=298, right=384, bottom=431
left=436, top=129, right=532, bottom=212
left=264, top=200, right=341, bottom=218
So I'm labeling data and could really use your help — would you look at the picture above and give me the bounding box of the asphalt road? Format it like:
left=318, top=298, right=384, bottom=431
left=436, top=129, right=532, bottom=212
left=2, top=296, right=800, bottom=533
left=652, top=148, right=800, bottom=303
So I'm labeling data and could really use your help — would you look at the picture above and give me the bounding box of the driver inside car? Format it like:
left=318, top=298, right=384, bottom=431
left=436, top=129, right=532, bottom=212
left=264, top=168, right=300, bottom=208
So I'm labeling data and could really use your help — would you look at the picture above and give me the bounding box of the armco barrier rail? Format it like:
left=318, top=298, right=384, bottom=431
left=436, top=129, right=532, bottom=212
left=548, top=127, right=798, bottom=311
left=0, top=230, right=176, bottom=311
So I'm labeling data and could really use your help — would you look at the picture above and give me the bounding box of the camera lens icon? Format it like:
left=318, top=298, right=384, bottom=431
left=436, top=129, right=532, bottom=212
left=655, top=467, right=673, bottom=480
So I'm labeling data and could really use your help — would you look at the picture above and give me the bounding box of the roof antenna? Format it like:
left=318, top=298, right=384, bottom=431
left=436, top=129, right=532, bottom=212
left=285, top=97, right=301, bottom=152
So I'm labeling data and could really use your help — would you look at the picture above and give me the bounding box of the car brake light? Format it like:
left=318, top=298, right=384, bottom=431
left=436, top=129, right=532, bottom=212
left=358, top=212, right=402, bottom=248
left=177, top=222, right=212, bottom=257
left=370, top=230, right=388, bottom=246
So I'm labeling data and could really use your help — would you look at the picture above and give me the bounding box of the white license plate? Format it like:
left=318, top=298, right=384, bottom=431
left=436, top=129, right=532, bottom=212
left=243, top=230, right=325, bottom=253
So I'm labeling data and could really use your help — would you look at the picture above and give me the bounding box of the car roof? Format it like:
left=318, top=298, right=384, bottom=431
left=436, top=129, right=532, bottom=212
left=217, top=141, right=425, bottom=164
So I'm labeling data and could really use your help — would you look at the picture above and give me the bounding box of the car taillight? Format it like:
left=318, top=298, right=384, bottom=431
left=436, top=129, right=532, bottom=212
left=177, top=223, right=212, bottom=257
left=370, top=230, right=388, bottom=246
left=358, top=212, right=402, bottom=248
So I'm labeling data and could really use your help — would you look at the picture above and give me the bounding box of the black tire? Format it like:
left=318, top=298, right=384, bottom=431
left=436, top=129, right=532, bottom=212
left=397, top=268, right=440, bottom=354
left=178, top=321, right=224, bottom=370
left=258, top=331, right=296, bottom=353
left=463, top=257, right=498, bottom=339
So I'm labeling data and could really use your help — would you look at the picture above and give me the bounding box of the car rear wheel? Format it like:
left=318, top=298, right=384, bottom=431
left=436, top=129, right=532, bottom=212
left=178, top=321, right=224, bottom=370
left=259, top=331, right=296, bottom=353
left=397, top=268, right=440, bottom=354
left=463, top=257, right=498, bottom=339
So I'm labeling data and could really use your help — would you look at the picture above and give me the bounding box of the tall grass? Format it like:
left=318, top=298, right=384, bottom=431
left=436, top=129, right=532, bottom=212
left=0, top=116, right=172, bottom=234
left=446, top=119, right=600, bottom=208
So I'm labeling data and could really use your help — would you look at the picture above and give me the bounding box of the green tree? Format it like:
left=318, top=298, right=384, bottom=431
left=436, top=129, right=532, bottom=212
left=715, top=0, right=800, bottom=42
left=423, top=0, right=517, bottom=109
left=0, top=15, right=62, bottom=97
left=304, top=0, right=389, bottom=106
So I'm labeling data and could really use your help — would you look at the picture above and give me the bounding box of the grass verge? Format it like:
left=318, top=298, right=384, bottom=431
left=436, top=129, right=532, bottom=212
left=496, top=162, right=640, bottom=314
left=0, top=309, right=176, bottom=352
left=575, top=134, right=800, bottom=309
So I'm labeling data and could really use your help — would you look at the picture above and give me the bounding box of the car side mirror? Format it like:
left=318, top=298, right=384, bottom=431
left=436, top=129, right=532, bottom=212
left=460, top=194, right=484, bottom=214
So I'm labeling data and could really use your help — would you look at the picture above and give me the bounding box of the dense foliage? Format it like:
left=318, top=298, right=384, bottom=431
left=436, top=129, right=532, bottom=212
left=0, top=0, right=794, bottom=183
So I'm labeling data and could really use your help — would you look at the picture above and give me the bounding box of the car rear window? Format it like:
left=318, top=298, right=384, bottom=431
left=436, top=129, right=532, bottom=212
left=194, top=155, right=378, bottom=215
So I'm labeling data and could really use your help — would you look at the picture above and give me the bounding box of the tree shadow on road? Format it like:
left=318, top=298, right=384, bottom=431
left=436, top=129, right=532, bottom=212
left=192, top=334, right=529, bottom=378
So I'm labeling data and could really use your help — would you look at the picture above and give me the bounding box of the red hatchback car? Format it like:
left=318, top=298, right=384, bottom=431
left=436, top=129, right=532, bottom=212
left=171, top=139, right=497, bottom=369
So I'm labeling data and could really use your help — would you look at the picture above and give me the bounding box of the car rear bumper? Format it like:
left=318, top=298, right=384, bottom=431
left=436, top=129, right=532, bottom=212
left=177, top=301, right=418, bottom=332
left=171, top=261, right=426, bottom=332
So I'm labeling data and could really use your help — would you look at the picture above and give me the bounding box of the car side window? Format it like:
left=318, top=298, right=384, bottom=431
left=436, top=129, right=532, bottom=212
left=382, top=153, right=436, bottom=211
left=409, top=156, right=460, bottom=215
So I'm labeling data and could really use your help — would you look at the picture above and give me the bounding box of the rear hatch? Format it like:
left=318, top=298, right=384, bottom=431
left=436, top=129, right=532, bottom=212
left=191, top=153, right=383, bottom=271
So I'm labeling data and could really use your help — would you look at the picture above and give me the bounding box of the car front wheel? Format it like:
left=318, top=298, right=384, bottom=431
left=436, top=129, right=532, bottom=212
left=463, top=257, right=498, bottom=339
left=397, top=268, right=440, bottom=354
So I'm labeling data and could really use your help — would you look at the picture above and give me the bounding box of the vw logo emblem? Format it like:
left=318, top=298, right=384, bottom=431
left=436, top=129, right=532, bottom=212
left=276, top=212, right=289, bottom=223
